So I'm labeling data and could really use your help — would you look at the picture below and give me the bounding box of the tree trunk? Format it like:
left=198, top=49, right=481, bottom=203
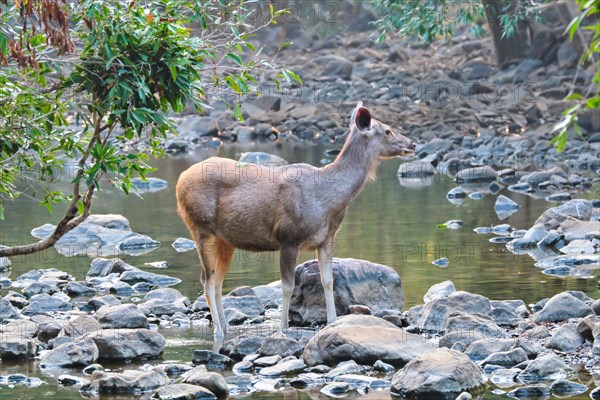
left=482, top=0, right=530, bottom=66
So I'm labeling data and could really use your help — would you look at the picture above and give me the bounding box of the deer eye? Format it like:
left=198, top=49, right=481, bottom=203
left=385, top=130, right=392, bottom=136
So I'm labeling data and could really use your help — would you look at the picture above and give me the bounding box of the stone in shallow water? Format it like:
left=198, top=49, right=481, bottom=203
left=171, top=237, right=196, bottom=252
left=259, top=357, right=307, bottom=377
left=508, top=384, right=551, bottom=398
left=432, top=257, right=449, bottom=267
left=391, top=348, right=485, bottom=399
left=181, top=366, right=228, bottom=398
left=81, top=368, right=169, bottom=395
left=153, top=383, right=217, bottom=400
left=518, top=353, right=570, bottom=383
left=193, top=350, right=233, bottom=369
left=303, top=315, right=435, bottom=368
left=40, top=338, right=99, bottom=368
left=534, top=292, right=592, bottom=323
left=87, top=329, right=165, bottom=361
left=549, top=379, right=587, bottom=396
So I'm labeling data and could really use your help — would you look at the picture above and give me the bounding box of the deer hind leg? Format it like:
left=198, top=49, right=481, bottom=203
left=279, top=245, right=299, bottom=330
left=318, top=239, right=337, bottom=324
left=213, top=237, right=234, bottom=335
left=198, top=236, right=233, bottom=339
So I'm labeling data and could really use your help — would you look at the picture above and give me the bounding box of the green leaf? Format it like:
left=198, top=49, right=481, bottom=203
left=225, top=53, right=243, bottom=66
left=585, top=97, right=600, bottom=109
left=233, top=102, right=243, bottom=121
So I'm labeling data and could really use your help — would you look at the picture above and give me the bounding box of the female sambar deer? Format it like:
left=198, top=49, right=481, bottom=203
left=176, top=102, right=416, bottom=338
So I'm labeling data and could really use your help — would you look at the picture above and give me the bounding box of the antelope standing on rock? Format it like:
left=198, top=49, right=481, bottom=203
left=176, top=102, right=416, bottom=339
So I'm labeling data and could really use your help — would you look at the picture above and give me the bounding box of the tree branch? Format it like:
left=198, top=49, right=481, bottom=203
left=0, top=117, right=101, bottom=258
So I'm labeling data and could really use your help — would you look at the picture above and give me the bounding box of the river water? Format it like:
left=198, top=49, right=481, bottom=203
left=0, top=142, right=598, bottom=399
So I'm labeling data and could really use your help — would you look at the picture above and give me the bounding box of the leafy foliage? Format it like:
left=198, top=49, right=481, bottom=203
left=371, top=0, right=540, bottom=44
left=0, top=0, right=290, bottom=256
left=550, top=0, right=599, bottom=152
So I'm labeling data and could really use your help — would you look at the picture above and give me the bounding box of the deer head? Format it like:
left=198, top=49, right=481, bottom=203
left=350, top=101, right=416, bottom=159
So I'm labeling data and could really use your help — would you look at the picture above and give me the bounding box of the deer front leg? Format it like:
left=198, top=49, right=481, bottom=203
left=318, top=240, right=337, bottom=324
left=279, top=245, right=299, bottom=330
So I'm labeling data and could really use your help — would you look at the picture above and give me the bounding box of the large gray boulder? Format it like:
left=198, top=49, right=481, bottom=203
left=87, top=329, right=165, bottom=361
left=94, top=304, right=149, bottom=329
left=391, top=348, right=485, bottom=399
left=534, top=292, right=592, bottom=323
left=303, top=315, right=435, bottom=367
left=414, top=291, right=492, bottom=333
left=518, top=353, right=571, bottom=383
left=39, top=338, right=99, bottom=368
left=290, top=258, right=403, bottom=326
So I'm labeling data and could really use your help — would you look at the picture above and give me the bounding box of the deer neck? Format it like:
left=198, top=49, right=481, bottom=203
left=318, top=132, right=380, bottom=209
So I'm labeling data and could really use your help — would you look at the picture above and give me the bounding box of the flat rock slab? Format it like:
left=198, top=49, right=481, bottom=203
left=303, top=315, right=436, bottom=368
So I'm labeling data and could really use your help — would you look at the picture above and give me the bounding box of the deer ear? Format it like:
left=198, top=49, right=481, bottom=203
left=355, top=107, right=371, bottom=131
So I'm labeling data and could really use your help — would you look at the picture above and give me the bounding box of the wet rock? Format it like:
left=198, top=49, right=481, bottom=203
left=455, top=166, right=497, bottom=183
left=535, top=199, right=593, bottom=229
left=464, top=339, right=515, bottom=361
left=108, top=281, right=134, bottom=296
left=87, top=329, right=165, bottom=361
left=222, top=295, right=264, bottom=316
left=446, top=187, right=467, bottom=199
left=23, top=282, right=59, bottom=297
left=391, top=348, right=485, bottom=399
left=490, top=368, right=520, bottom=387
left=252, top=281, right=282, bottom=307
left=534, top=292, right=593, bottom=323
left=439, top=332, right=488, bottom=351
left=33, top=214, right=160, bottom=257
left=145, top=288, right=189, bottom=305
left=153, top=383, right=217, bottom=400
left=220, top=334, right=264, bottom=361
left=58, top=374, right=90, bottom=386
left=139, top=298, right=187, bottom=317
left=238, top=152, right=287, bottom=166
left=119, top=270, right=181, bottom=287
left=495, top=195, right=521, bottom=219
left=373, top=360, right=395, bottom=373
left=259, top=357, right=306, bottom=377
left=181, top=366, right=228, bottom=398
left=290, top=258, right=403, bottom=326
left=63, top=281, right=97, bottom=297
left=518, top=353, right=570, bottom=383
left=560, top=239, right=596, bottom=254
left=88, top=257, right=138, bottom=277
left=559, top=219, right=600, bottom=242
left=303, top=315, right=435, bottom=368
left=415, top=291, right=492, bottom=333
left=432, top=257, right=449, bottom=267
left=0, top=338, right=36, bottom=359
left=57, top=315, right=102, bottom=341
left=254, top=354, right=282, bottom=367
left=86, top=295, right=121, bottom=311
left=40, top=338, right=99, bottom=368
left=490, top=307, right=523, bottom=327
left=192, top=350, right=233, bottom=369
left=82, top=368, right=169, bottom=394
left=508, top=384, right=550, bottom=399
left=333, top=373, right=390, bottom=389
left=320, top=382, right=350, bottom=396
left=95, top=304, right=149, bottom=329
left=172, top=238, right=196, bottom=252
left=326, top=360, right=365, bottom=378
left=0, top=298, right=20, bottom=321
left=445, top=313, right=506, bottom=338
left=259, top=332, right=304, bottom=358
left=546, top=323, right=584, bottom=352
left=33, top=315, right=65, bottom=342
left=22, top=293, right=73, bottom=315
left=233, top=360, right=253, bottom=373
left=481, top=348, right=528, bottom=367
left=83, top=364, right=104, bottom=375
left=549, top=379, right=587, bottom=396
left=398, top=161, right=435, bottom=177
